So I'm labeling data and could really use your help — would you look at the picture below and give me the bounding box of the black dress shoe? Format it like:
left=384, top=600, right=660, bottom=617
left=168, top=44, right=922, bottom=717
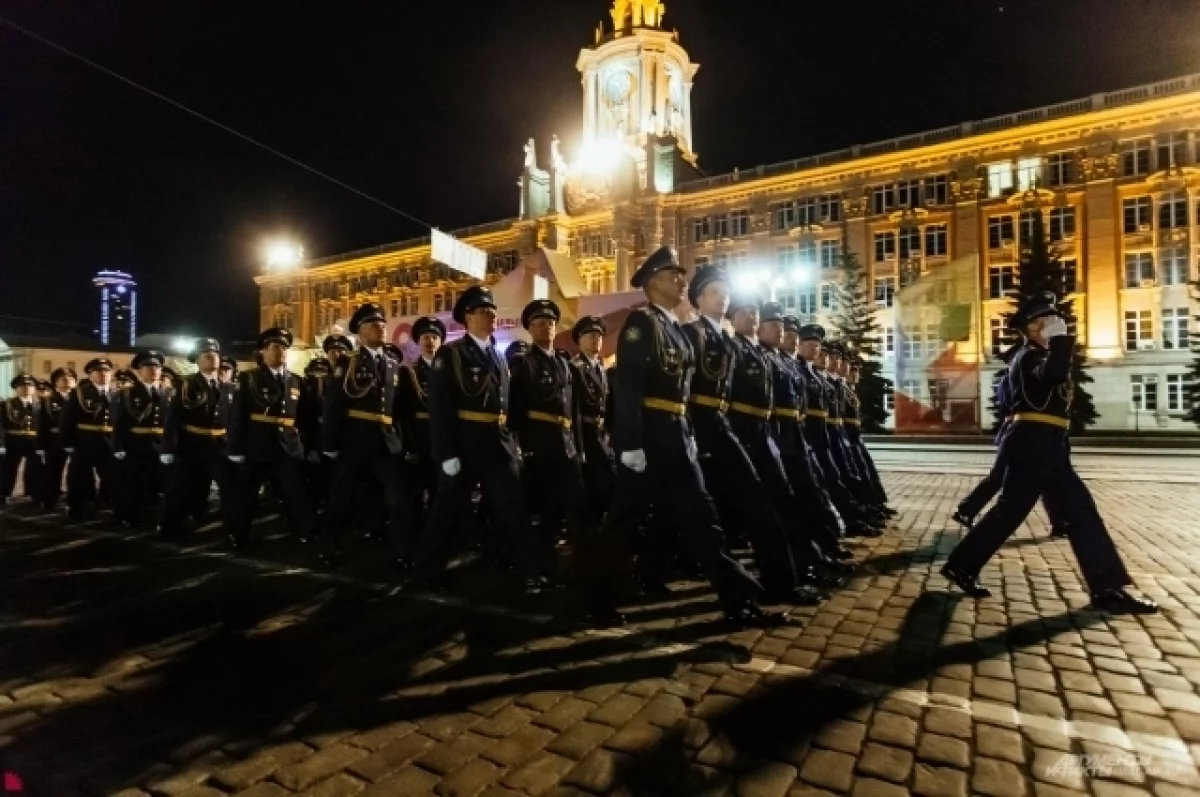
left=1049, top=525, right=1071, bottom=539
left=225, top=533, right=249, bottom=551
left=785, top=585, right=826, bottom=606
left=882, top=507, right=898, bottom=517
left=1091, top=589, right=1158, bottom=615
left=524, top=576, right=550, bottom=594
left=940, top=564, right=991, bottom=597
left=724, top=604, right=789, bottom=629
left=832, top=546, right=855, bottom=561
left=951, top=511, right=974, bottom=530
left=823, top=558, right=856, bottom=575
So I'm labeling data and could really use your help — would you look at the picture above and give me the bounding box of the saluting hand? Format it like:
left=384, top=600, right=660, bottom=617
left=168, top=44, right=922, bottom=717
left=228, top=455, right=245, bottom=464
left=1042, top=317, right=1069, bottom=339
left=442, top=457, right=461, bottom=476
left=113, top=451, right=126, bottom=461
left=620, top=449, right=647, bottom=473
left=160, top=454, right=174, bottom=465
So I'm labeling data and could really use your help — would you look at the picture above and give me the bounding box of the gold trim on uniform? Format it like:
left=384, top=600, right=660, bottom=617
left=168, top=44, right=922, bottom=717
left=642, top=397, right=686, bottom=415
left=728, top=401, right=772, bottom=419
left=458, top=410, right=506, bottom=424
left=184, top=425, right=226, bottom=436
left=689, top=394, right=729, bottom=413
left=1012, top=412, right=1070, bottom=429
left=526, top=410, right=572, bottom=429
left=250, top=413, right=295, bottom=427
left=347, top=409, right=393, bottom=424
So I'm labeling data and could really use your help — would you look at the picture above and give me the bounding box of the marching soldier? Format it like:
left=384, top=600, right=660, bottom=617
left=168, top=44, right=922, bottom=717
left=226, top=327, right=319, bottom=549
left=838, top=356, right=892, bottom=515
left=218, top=356, right=237, bottom=384
left=159, top=338, right=234, bottom=539
left=397, top=315, right=445, bottom=553
left=320, top=302, right=413, bottom=566
left=412, top=285, right=552, bottom=593
left=39, top=367, right=76, bottom=511
left=1, top=373, right=44, bottom=503
left=509, top=298, right=594, bottom=553
left=324, top=334, right=354, bottom=365
left=569, top=315, right=615, bottom=517
left=582, top=247, right=780, bottom=627
left=61, top=357, right=116, bottom=521
left=111, top=350, right=169, bottom=528
left=941, top=292, right=1155, bottom=613
left=821, top=341, right=883, bottom=518
left=298, top=356, right=333, bottom=503
left=504, top=339, right=530, bottom=366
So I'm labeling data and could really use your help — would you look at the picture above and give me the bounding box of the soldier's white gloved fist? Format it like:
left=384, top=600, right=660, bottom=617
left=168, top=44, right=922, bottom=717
left=0, top=449, right=6, bottom=457
left=323, top=451, right=338, bottom=460
left=113, top=451, right=126, bottom=461
left=442, top=457, right=462, bottom=476
left=228, top=455, right=245, bottom=464
left=1042, top=316, right=1069, bottom=339
left=685, top=436, right=698, bottom=462
left=160, top=454, right=174, bottom=465
left=620, top=449, right=647, bottom=473
left=404, top=451, right=419, bottom=463
left=63, top=447, right=73, bottom=454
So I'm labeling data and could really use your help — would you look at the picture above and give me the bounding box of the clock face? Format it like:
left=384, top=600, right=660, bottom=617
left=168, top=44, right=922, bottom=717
left=604, top=69, right=635, bottom=104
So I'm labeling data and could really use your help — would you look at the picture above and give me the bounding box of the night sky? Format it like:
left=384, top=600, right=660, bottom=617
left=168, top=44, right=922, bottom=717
left=2, top=0, right=1198, bottom=342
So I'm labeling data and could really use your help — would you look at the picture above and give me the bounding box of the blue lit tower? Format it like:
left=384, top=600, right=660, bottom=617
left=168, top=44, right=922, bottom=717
left=93, top=270, right=137, bottom=346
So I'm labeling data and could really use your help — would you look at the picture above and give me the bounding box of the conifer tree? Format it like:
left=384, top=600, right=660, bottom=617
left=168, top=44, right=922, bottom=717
left=831, top=247, right=891, bottom=431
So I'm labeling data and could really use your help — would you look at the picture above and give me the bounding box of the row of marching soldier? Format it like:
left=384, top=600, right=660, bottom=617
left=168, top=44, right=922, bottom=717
left=0, top=246, right=894, bottom=628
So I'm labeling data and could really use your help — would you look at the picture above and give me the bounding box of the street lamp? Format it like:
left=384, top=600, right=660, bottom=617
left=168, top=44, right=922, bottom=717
left=263, top=240, right=304, bottom=272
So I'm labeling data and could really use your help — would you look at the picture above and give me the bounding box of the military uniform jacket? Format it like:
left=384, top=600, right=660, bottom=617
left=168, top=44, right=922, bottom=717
left=40, top=392, right=70, bottom=451
left=509, top=347, right=581, bottom=462
left=296, top=374, right=327, bottom=455
left=228, top=367, right=305, bottom=463
left=796, top=357, right=833, bottom=451
left=427, top=336, right=519, bottom=465
left=1007, top=336, right=1075, bottom=436
left=1, top=398, right=42, bottom=449
left=323, top=349, right=403, bottom=458
left=681, top=318, right=736, bottom=456
left=112, top=382, right=168, bottom=457
left=571, top=354, right=612, bottom=462
left=611, top=306, right=694, bottom=454
left=60, top=382, right=115, bottom=455
left=764, top=348, right=805, bottom=455
left=726, top=335, right=775, bottom=431
left=840, top=380, right=863, bottom=438
left=397, top=358, right=434, bottom=459
left=163, top=372, right=232, bottom=457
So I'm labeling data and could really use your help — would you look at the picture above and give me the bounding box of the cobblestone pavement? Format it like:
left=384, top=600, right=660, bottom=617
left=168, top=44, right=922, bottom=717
left=3, top=457, right=1200, bottom=797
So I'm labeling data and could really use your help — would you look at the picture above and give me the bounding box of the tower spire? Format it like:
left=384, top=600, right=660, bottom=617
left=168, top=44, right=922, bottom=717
left=609, top=0, right=666, bottom=35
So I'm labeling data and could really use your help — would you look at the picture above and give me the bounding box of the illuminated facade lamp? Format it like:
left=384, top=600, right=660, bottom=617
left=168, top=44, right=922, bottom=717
left=171, top=337, right=196, bottom=355
left=264, top=240, right=304, bottom=272
left=572, top=138, right=624, bottom=175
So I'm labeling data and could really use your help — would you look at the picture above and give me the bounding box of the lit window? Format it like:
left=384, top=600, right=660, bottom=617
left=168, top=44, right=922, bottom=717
left=1124, top=310, right=1153, bottom=351
left=1123, top=197, right=1152, bottom=233
left=1163, top=308, right=1190, bottom=350
left=924, top=224, right=948, bottom=257
left=1124, top=253, right=1155, bottom=288
left=874, top=277, right=896, bottom=308
left=819, top=240, right=840, bottom=269
left=1166, top=374, right=1193, bottom=413
left=1016, top=157, right=1042, bottom=190
left=1121, top=138, right=1152, bottom=176
left=1130, top=374, right=1158, bottom=411
left=1049, top=208, right=1076, bottom=242
left=987, top=162, right=1014, bottom=197
left=1161, top=250, right=1189, bottom=286
left=882, top=326, right=895, bottom=357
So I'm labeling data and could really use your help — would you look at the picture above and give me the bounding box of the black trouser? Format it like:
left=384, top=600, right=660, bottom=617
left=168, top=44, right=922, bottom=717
left=115, top=453, right=164, bottom=526
left=415, top=455, right=549, bottom=581
left=522, top=453, right=596, bottom=549
left=160, top=447, right=234, bottom=536
left=947, top=426, right=1130, bottom=594
left=324, top=451, right=414, bottom=556
left=403, top=454, right=437, bottom=554
left=829, top=427, right=877, bottom=509
left=699, top=425, right=798, bottom=598
left=231, top=457, right=318, bottom=544
left=66, top=438, right=113, bottom=515
left=580, top=432, right=615, bottom=521
left=846, top=428, right=889, bottom=506
left=39, top=446, right=69, bottom=509
left=578, top=425, right=763, bottom=615
left=777, top=429, right=843, bottom=558
left=805, top=420, right=871, bottom=526
left=1, top=437, right=39, bottom=500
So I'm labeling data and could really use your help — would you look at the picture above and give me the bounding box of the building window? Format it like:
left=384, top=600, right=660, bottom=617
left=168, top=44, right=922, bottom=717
left=1124, top=252, right=1156, bottom=288
left=896, top=227, right=919, bottom=260
left=988, top=265, right=1017, bottom=299
left=797, top=240, right=817, bottom=267
left=818, top=193, right=842, bottom=223
left=883, top=382, right=894, bottom=411
left=1159, top=193, right=1188, bottom=229
left=1016, top=157, right=1042, bottom=191
left=406, top=294, right=420, bottom=315
left=988, top=215, right=1015, bottom=249
left=1121, top=138, right=1152, bottom=176
left=690, top=217, right=710, bottom=243
left=874, top=231, right=896, bottom=262
left=989, top=318, right=1007, bottom=357
left=771, top=202, right=796, bottom=232
left=923, top=175, right=949, bottom=206
left=433, top=292, right=447, bottom=313
left=1158, top=132, right=1189, bottom=169
left=1131, top=374, right=1158, bottom=412
left=1125, top=309, right=1154, bottom=351
left=1046, top=152, right=1074, bottom=186
left=1048, top=207, right=1076, bottom=242
left=487, top=249, right=518, bottom=276
left=1161, top=249, right=1189, bottom=285
left=819, top=239, right=840, bottom=270
left=713, top=210, right=750, bottom=239
left=902, top=327, right=924, bottom=360
left=1018, top=210, right=1039, bottom=245
left=874, top=277, right=896, bottom=308
left=894, top=179, right=921, bottom=210
left=924, top=224, right=947, bottom=257
left=42, top=359, right=51, bottom=375
left=1163, top=308, right=1190, bottom=350
left=882, top=325, right=894, bottom=357
left=1057, top=258, right=1078, bottom=295
left=987, top=162, right=1014, bottom=197
left=776, top=247, right=798, bottom=269
left=1167, top=374, right=1193, bottom=413
left=579, top=232, right=613, bottom=258
left=389, top=299, right=400, bottom=317
left=795, top=197, right=818, bottom=226
left=797, top=288, right=817, bottom=315
left=819, top=283, right=837, bottom=311
left=872, top=184, right=895, bottom=215
left=1123, top=196, right=1152, bottom=233
left=925, top=323, right=943, bottom=358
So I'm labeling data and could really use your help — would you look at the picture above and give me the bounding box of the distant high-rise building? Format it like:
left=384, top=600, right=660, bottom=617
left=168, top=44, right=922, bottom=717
left=93, top=270, right=137, bottom=347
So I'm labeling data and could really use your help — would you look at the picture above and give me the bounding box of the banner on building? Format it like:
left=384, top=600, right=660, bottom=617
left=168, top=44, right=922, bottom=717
left=431, top=229, right=487, bottom=280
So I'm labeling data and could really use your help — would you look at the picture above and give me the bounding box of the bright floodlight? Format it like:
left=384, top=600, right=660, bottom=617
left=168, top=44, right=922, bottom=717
left=574, top=139, right=623, bottom=174
left=733, top=271, right=760, bottom=292
left=171, top=336, right=195, bottom=355
left=264, top=241, right=304, bottom=271
left=791, top=267, right=812, bottom=284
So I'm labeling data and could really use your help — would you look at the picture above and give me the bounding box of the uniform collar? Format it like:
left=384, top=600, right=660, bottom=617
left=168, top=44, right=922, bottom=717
left=420, top=355, right=433, bottom=366
left=652, top=304, right=679, bottom=324
left=468, top=333, right=492, bottom=351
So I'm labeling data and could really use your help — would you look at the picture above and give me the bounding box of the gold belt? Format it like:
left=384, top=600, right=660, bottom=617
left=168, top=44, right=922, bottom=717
left=348, top=409, right=393, bottom=424
left=844, top=418, right=862, bottom=426
left=774, top=407, right=803, bottom=421
left=806, top=409, right=829, bottom=419
left=527, top=410, right=572, bottom=429
left=5, top=430, right=37, bottom=437
left=1012, top=412, right=1070, bottom=429
left=690, top=394, right=729, bottom=413
left=728, top=401, right=772, bottom=420
left=251, top=413, right=295, bottom=427
left=184, top=425, right=226, bottom=436
left=77, top=424, right=113, bottom=433
left=458, top=410, right=506, bottom=425
left=642, top=397, right=687, bottom=416
left=130, top=427, right=164, bottom=435
left=827, top=418, right=844, bottom=426
left=581, top=415, right=604, bottom=425
left=415, top=411, right=430, bottom=420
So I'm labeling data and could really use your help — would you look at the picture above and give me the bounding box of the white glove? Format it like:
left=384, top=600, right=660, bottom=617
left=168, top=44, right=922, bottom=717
left=442, top=457, right=461, bottom=476
left=1042, top=317, right=1069, bottom=339
left=323, top=451, right=338, bottom=460
left=228, top=455, right=245, bottom=464
left=113, top=451, right=126, bottom=461
left=404, top=451, right=419, bottom=463
left=685, top=437, right=698, bottom=462
left=64, top=448, right=74, bottom=454
left=620, top=449, right=647, bottom=473
left=160, top=454, right=174, bottom=465
left=0, top=449, right=5, bottom=457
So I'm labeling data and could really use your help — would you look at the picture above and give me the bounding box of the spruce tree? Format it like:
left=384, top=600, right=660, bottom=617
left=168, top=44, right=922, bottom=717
left=1186, top=276, right=1200, bottom=428
left=831, top=246, right=891, bottom=431
left=1001, top=205, right=1098, bottom=434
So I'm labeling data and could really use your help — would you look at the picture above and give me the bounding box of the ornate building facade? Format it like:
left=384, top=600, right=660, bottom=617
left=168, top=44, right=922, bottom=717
left=257, top=1, right=1199, bottom=432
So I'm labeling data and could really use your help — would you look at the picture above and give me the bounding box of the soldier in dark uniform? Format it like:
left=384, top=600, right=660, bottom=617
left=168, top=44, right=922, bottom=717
left=509, top=298, right=594, bottom=555
left=397, top=315, right=446, bottom=556
left=61, top=358, right=116, bottom=521
left=111, top=351, right=169, bottom=527
left=839, top=358, right=891, bottom=515
left=320, top=302, right=414, bottom=566
left=581, top=247, right=781, bottom=627
left=1, top=373, right=44, bottom=503
left=941, top=292, right=1155, bottom=613
left=226, top=328, right=318, bottom=549
left=821, top=341, right=884, bottom=518
left=569, top=315, right=615, bottom=518
left=159, top=338, right=234, bottom=539
left=412, top=286, right=552, bottom=593
left=298, top=356, right=332, bottom=503
left=218, top=356, right=237, bottom=385
left=324, top=334, right=354, bottom=365
left=504, top=339, right=530, bottom=366
left=38, top=367, right=76, bottom=511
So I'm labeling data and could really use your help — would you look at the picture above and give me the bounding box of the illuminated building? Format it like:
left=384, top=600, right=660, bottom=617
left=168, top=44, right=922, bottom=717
left=257, top=0, right=1199, bottom=432
left=93, top=270, right=137, bottom=347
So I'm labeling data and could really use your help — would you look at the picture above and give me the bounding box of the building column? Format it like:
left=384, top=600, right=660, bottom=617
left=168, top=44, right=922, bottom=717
left=1080, top=153, right=1122, bottom=360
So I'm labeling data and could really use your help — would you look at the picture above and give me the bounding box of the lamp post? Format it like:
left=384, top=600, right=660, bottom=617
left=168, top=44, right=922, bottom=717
left=263, top=240, right=304, bottom=272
